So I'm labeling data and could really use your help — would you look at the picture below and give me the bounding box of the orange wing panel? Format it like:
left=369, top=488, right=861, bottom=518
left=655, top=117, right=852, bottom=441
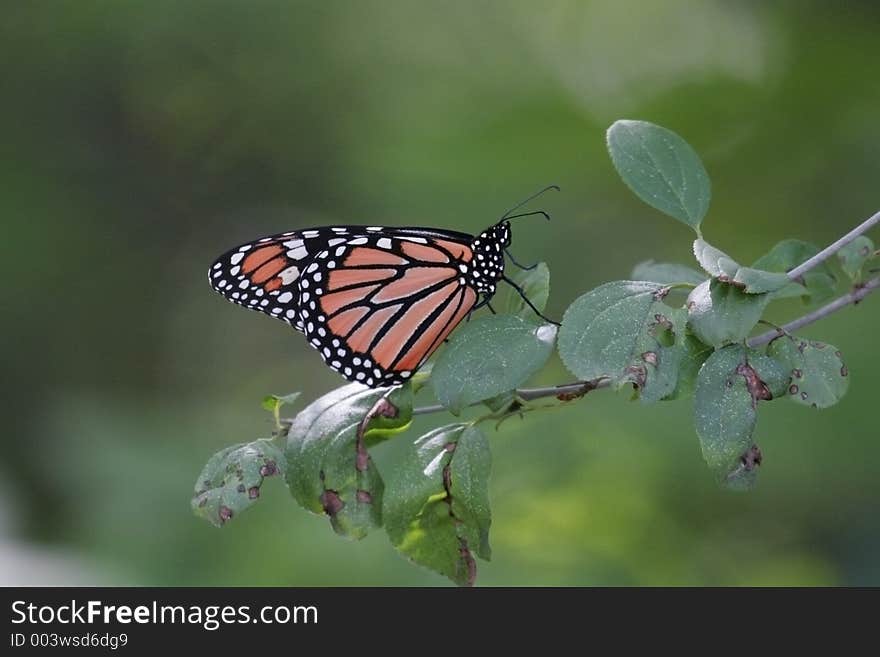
left=327, top=306, right=371, bottom=337
left=320, top=284, right=380, bottom=316
left=433, top=239, right=472, bottom=262
left=401, top=242, right=449, bottom=263
left=251, top=256, right=289, bottom=284
left=372, top=281, right=461, bottom=369
left=344, top=247, right=409, bottom=267
left=328, top=268, right=397, bottom=290
left=371, top=267, right=456, bottom=303
left=392, top=287, right=471, bottom=371
left=346, top=304, right=403, bottom=356
left=242, top=245, right=284, bottom=274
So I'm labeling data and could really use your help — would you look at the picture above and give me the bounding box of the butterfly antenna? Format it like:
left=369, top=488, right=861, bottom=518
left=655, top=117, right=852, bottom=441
left=504, top=210, right=552, bottom=223
left=501, top=275, right=560, bottom=326
left=499, top=185, right=560, bottom=221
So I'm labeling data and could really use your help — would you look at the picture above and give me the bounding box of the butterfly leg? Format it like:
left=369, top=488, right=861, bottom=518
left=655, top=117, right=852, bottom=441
left=501, top=275, right=560, bottom=326
left=466, top=296, right=496, bottom=322
left=505, top=248, right=538, bottom=271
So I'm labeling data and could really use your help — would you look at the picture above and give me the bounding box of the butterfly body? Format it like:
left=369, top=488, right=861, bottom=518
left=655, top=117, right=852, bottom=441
left=209, top=222, right=512, bottom=387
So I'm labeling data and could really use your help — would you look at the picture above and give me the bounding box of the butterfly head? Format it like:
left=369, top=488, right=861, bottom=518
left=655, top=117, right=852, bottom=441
left=468, top=222, right=510, bottom=293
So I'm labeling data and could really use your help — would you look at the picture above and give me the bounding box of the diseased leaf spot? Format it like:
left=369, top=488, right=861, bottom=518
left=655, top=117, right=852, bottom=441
left=736, top=362, right=773, bottom=405
left=789, top=384, right=799, bottom=395
left=740, top=444, right=763, bottom=471
left=218, top=505, right=234, bottom=524
left=625, top=364, right=647, bottom=388
left=320, top=489, right=344, bottom=516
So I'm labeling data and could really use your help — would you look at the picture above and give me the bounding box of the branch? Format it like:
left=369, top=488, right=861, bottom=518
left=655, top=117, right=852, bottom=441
left=747, top=276, right=880, bottom=347
left=412, top=213, right=880, bottom=417
left=412, top=379, right=610, bottom=416
left=786, top=209, right=880, bottom=280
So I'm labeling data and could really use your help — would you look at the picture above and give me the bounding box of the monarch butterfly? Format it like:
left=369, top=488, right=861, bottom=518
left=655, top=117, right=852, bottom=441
left=208, top=187, right=558, bottom=387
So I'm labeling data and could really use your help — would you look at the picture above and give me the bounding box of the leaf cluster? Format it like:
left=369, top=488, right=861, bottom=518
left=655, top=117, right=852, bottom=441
left=193, top=120, right=872, bottom=585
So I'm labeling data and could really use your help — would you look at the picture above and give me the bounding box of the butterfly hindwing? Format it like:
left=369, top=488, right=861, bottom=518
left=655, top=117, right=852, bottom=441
left=297, top=231, right=479, bottom=385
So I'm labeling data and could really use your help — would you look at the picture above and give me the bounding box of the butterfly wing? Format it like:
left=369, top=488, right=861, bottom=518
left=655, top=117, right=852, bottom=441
left=302, top=230, right=479, bottom=386
left=208, top=227, right=366, bottom=331
left=209, top=226, right=480, bottom=387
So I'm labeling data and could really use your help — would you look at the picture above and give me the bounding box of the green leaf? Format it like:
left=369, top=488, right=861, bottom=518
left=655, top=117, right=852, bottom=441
left=449, top=427, right=492, bottom=561
left=767, top=337, right=850, bottom=408
left=285, top=383, right=413, bottom=539
left=694, top=346, right=755, bottom=472
left=384, top=424, right=491, bottom=586
left=558, top=281, right=687, bottom=402
left=192, top=439, right=285, bottom=527
left=693, top=346, right=778, bottom=488
left=753, top=239, right=837, bottom=302
left=686, top=279, right=770, bottom=347
left=431, top=315, right=556, bottom=414
left=837, top=236, right=875, bottom=280
left=261, top=392, right=302, bottom=411
left=665, top=330, right=713, bottom=400
left=693, top=239, right=790, bottom=294
left=631, top=260, right=706, bottom=286
left=606, top=120, right=711, bottom=231
left=503, top=262, right=550, bottom=321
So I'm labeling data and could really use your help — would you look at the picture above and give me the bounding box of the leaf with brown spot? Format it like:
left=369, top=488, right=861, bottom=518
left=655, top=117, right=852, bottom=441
left=191, top=439, right=286, bottom=528
left=693, top=239, right=789, bottom=294
left=694, top=346, right=780, bottom=489
left=384, top=424, right=491, bottom=586
left=559, top=281, right=688, bottom=403
left=767, top=336, right=849, bottom=409
left=285, top=383, right=413, bottom=540
left=837, top=236, right=875, bottom=281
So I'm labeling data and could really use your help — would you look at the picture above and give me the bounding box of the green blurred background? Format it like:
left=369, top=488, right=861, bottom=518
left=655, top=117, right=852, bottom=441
left=3, top=1, right=879, bottom=586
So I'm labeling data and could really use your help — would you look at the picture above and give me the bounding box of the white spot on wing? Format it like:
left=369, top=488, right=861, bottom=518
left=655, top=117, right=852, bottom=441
left=279, top=266, right=300, bottom=284
left=377, top=237, right=392, bottom=249
left=287, top=245, right=308, bottom=260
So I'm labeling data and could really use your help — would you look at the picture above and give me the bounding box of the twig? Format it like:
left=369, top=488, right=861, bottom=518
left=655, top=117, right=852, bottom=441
left=786, top=209, right=880, bottom=280
left=413, top=380, right=610, bottom=416
left=747, top=277, right=880, bottom=347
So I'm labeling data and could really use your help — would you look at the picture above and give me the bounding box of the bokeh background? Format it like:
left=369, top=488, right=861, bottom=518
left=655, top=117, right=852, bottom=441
left=3, top=1, right=879, bottom=586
